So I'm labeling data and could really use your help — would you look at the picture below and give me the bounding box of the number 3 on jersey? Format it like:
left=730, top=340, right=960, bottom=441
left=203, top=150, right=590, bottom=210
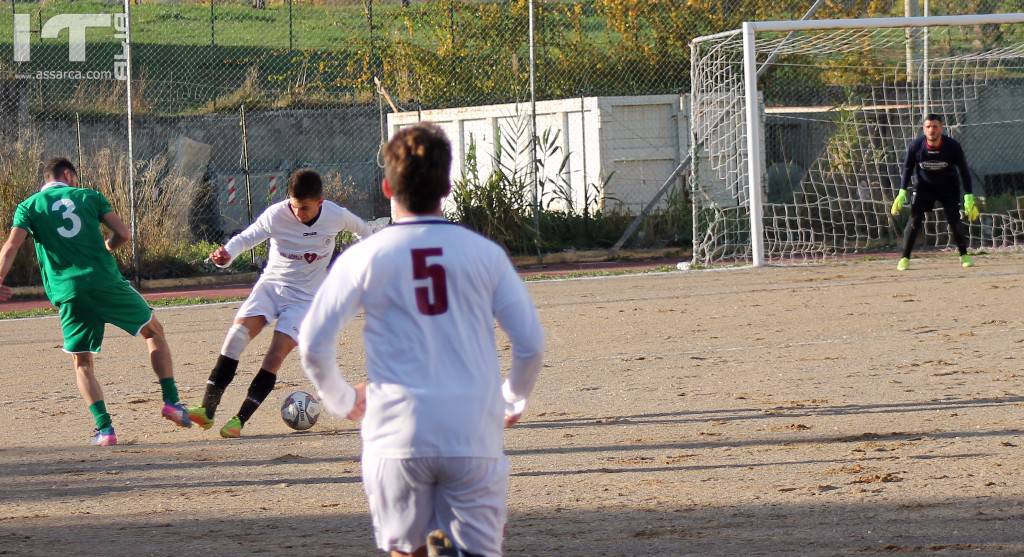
left=52, top=198, right=82, bottom=238
left=411, top=248, right=448, bottom=316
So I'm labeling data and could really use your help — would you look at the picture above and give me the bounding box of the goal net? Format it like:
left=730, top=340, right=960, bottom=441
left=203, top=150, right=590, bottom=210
left=690, top=14, right=1024, bottom=266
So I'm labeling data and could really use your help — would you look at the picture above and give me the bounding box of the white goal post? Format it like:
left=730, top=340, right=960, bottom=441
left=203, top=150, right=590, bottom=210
left=692, top=13, right=1024, bottom=267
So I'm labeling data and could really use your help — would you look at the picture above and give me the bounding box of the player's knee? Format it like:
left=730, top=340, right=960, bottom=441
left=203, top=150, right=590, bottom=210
left=140, top=317, right=164, bottom=340
left=221, top=323, right=252, bottom=360
left=72, top=352, right=94, bottom=370
left=271, top=332, right=297, bottom=355
left=235, top=315, right=267, bottom=337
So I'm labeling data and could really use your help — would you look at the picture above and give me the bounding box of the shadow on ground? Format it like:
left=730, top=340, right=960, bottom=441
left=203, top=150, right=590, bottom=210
left=2, top=497, right=1022, bottom=556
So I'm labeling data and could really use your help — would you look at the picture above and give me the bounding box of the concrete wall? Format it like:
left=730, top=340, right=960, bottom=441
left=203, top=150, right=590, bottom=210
left=14, top=105, right=383, bottom=240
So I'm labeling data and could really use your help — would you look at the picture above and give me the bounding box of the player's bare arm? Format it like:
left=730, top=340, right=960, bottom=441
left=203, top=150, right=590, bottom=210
left=100, top=211, right=131, bottom=252
left=0, top=227, right=28, bottom=302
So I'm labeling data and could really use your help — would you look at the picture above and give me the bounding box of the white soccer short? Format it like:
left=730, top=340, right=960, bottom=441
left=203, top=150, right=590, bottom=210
left=235, top=281, right=312, bottom=341
left=362, top=454, right=509, bottom=557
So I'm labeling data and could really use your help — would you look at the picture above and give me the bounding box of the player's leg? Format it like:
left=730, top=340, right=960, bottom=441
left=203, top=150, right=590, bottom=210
left=137, top=317, right=191, bottom=427
left=72, top=352, right=117, bottom=446
left=221, top=330, right=297, bottom=437
left=431, top=457, right=508, bottom=557
left=938, top=192, right=973, bottom=267
left=191, top=315, right=266, bottom=429
left=363, top=454, right=436, bottom=557
left=899, top=190, right=932, bottom=270
left=189, top=285, right=275, bottom=429
left=220, top=303, right=300, bottom=438
left=58, top=297, right=116, bottom=445
left=103, top=280, right=191, bottom=428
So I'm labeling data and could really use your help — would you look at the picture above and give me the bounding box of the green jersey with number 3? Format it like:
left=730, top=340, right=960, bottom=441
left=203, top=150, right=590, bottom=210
left=12, top=183, right=125, bottom=304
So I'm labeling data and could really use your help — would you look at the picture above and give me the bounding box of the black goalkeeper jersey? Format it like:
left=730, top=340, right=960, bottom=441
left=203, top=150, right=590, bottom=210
left=901, top=135, right=972, bottom=195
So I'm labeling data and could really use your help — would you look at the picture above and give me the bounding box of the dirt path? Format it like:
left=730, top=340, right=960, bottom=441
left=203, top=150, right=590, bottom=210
left=2, top=252, right=1023, bottom=556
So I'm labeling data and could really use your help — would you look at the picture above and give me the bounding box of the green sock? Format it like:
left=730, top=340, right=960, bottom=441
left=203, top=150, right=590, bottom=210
left=88, top=401, right=112, bottom=430
left=159, top=377, right=180, bottom=405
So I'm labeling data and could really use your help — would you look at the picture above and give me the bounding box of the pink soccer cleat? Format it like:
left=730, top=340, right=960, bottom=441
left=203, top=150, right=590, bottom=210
left=91, top=427, right=117, bottom=446
left=161, top=402, right=193, bottom=428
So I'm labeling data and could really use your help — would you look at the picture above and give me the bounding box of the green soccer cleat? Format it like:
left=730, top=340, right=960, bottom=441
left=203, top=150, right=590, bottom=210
left=896, top=257, right=910, bottom=271
left=187, top=406, right=214, bottom=430
left=220, top=416, right=243, bottom=438
left=961, top=254, right=974, bottom=268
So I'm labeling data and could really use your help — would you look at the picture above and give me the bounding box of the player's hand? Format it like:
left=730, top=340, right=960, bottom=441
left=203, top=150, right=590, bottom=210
left=346, top=382, right=366, bottom=421
left=964, top=194, right=980, bottom=222
left=209, top=246, right=231, bottom=267
left=503, top=397, right=526, bottom=428
left=0, top=284, right=11, bottom=303
left=890, top=188, right=908, bottom=215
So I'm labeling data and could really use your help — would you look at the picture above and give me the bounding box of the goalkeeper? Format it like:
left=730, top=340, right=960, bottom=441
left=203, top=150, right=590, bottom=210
left=890, top=113, right=978, bottom=271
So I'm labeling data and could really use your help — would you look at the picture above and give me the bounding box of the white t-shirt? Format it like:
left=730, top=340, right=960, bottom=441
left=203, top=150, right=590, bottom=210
left=299, top=216, right=545, bottom=459
left=222, top=200, right=373, bottom=298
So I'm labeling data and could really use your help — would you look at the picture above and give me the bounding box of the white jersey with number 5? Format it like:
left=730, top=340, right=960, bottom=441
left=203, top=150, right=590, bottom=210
left=299, top=216, right=545, bottom=459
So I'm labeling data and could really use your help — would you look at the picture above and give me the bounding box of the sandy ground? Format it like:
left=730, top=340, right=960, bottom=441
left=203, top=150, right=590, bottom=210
left=2, top=252, right=1024, bottom=556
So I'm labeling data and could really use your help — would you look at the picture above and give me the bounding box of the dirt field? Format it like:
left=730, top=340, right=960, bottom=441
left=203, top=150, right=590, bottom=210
left=2, top=252, right=1024, bottom=556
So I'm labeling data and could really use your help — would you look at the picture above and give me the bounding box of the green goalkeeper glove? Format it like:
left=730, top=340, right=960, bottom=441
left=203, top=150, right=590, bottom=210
left=890, top=188, right=908, bottom=216
left=964, top=194, right=980, bottom=222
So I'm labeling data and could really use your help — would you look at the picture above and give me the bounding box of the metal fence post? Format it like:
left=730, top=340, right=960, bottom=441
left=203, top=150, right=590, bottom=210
left=449, top=0, right=455, bottom=44
left=288, top=0, right=293, bottom=50
left=75, top=112, right=84, bottom=182
left=123, top=0, right=140, bottom=284
left=366, top=0, right=375, bottom=80
left=528, top=0, right=540, bottom=257
left=239, top=104, right=256, bottom=265
left=210, top=0, right=215, bottom=46
left=580, top=94, right=588, bottom=223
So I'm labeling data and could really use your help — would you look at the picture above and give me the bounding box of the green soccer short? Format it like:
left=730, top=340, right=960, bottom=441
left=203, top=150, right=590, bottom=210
left=57, top=280, right=154, bottom=354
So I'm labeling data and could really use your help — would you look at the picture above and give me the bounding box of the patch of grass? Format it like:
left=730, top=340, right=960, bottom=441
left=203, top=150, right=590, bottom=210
left=149, top=295, right=247, bottom=308
left=0, top=307, right=57, bottom=320
left=0, top=294, right=247, bottom=320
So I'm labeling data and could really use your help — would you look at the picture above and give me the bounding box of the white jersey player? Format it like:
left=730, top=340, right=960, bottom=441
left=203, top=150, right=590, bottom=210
left=187, top=169, right=376, bottom=438
left=300, top=123, right=544, bottom=557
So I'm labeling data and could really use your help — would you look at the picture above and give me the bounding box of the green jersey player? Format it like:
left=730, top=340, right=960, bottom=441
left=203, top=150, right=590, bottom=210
left=0, top=158, right=192, bottom=446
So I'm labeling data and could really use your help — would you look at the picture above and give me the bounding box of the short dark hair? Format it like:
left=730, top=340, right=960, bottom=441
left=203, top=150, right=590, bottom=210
left=384, top=123, right=452, bottom=214
left=287, top=169, right=323, bottom=200
left=43, top=157, right=77, bottom=181
left=924, top=113, right=944, bottom=124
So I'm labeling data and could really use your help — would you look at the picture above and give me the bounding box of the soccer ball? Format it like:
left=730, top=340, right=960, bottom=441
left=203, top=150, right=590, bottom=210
left=280, top=391, right=321, bottom=431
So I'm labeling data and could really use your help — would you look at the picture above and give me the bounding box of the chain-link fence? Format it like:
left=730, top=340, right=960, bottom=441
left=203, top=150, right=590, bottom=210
left=2, top=0, right=1020, bottom=287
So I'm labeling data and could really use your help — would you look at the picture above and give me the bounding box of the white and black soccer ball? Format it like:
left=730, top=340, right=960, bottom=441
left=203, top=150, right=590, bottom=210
left=281, top=390, right=321, bottom=431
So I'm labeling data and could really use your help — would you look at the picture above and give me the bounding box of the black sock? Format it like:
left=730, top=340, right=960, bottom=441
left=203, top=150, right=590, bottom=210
left=941, top=197, right=969, bottom=256
left=203, top=355, right=239, bottom=418
left=237, top=368, right=276, bottom=425
left=901, top=214, right=923, bottom=259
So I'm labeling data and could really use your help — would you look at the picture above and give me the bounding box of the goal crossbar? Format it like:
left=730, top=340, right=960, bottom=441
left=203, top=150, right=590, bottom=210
left=691, top=13, right=1024, bottom=46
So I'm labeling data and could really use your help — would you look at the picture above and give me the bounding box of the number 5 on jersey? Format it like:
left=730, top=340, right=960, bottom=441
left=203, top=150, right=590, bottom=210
left=411, top=248, right=448, bottom=316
